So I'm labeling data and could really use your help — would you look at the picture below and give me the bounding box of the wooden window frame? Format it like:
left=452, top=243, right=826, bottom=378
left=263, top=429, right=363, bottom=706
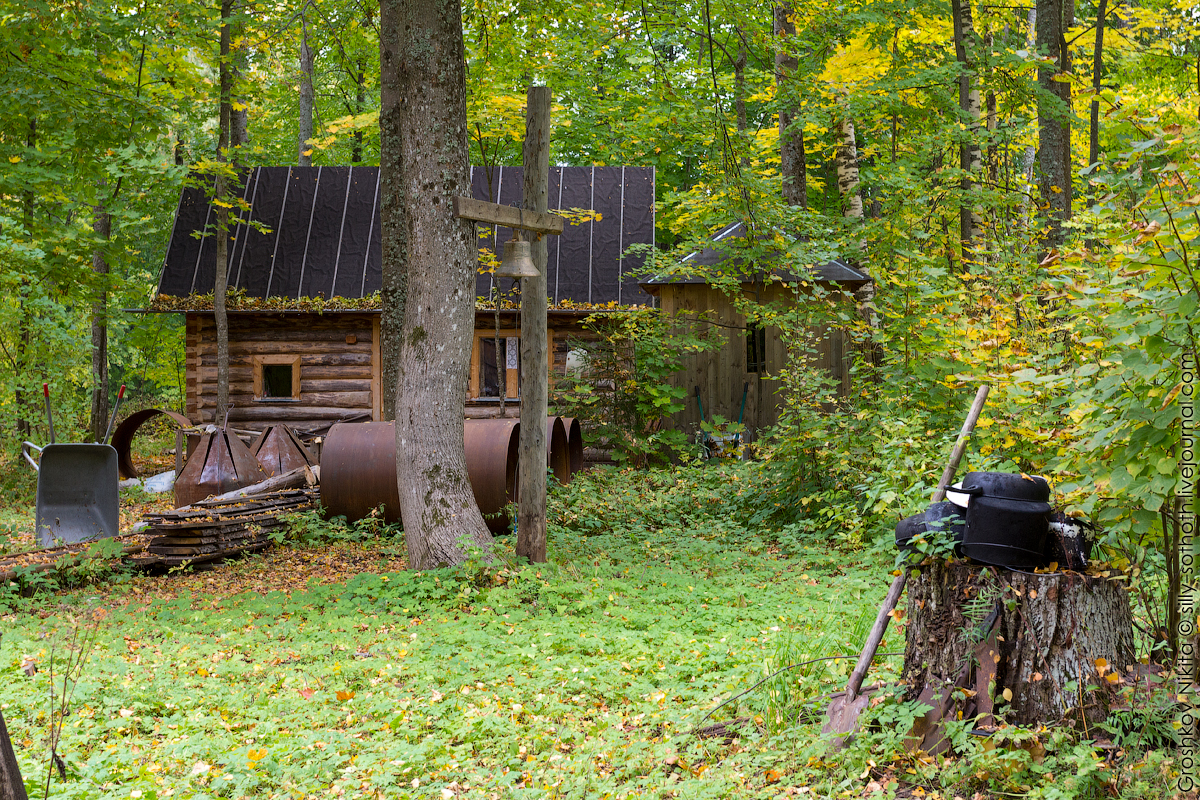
left=252, top=354, right=302, bottom=402
left=469, top=329, right=555, bottom=399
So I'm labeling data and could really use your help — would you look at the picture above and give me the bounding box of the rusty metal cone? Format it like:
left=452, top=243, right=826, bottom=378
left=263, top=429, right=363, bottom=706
left=494, top=239, right=539, bottom=279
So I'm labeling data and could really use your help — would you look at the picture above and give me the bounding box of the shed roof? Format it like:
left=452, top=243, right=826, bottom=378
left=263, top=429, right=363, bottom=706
left=157, top=165, right=655, bottom=307
left=639, top=221, right=872, bottom=291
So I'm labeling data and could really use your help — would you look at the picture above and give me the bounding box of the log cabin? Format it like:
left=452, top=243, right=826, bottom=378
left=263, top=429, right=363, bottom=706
left=149, top=165, right=656, bottom=433
left=639, top=221, right=872, bottom=436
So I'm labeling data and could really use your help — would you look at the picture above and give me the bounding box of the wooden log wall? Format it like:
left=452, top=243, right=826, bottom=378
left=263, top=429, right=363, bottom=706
left=655, top=283, right=853, bottom=436
left=186, top=312, right=379, bottom=430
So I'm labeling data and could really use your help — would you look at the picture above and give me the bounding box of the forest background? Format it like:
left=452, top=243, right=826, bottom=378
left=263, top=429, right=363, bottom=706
left=0, top=0, right=1198, bottom=670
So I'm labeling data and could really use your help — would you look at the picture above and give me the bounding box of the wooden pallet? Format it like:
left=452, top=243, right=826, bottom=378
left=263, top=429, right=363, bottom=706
left=135, top=488, right=317, bottom=567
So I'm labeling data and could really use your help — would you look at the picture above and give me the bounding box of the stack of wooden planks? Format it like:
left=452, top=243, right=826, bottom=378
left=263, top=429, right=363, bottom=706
left=134, top=488, right=317, bottom=567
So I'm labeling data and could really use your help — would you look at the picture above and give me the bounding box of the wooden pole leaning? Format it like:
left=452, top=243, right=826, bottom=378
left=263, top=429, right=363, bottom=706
left=517, top=86, right=552, bottom=563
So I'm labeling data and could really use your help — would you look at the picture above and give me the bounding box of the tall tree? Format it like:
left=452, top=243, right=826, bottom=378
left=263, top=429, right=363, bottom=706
left=1037, top=0, right=1074, bottom=248
left=299, top=11, right=315, bottom=166
left=89, top=204, right=110, bottom=443
left=385, top=0, right=494, bottom=568
left=214, top=0, right=235, bottom=424
left=774, top=5, right=807, bottom=208
left=1088, top=0, right=1109, bottom=178
left=951, top=0, right=982, bottom=259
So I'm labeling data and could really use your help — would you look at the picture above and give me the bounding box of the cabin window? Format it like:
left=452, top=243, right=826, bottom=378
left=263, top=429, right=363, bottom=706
left=252, top=355, right=301, bottom=401
left=746, top=323, right=767, bottom=373
left=479, top=336, right=521, bottom=398
left=469, top=329, right=557, bottom=399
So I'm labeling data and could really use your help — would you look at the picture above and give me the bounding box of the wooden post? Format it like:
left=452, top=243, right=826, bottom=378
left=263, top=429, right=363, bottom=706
left=0, top=710, right=28, bottom=800
left=517, top=86, right=550, bottom=564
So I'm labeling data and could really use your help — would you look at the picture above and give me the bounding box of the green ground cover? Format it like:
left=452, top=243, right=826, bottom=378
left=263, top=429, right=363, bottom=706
left=0, top=464, right=1179, bottom=799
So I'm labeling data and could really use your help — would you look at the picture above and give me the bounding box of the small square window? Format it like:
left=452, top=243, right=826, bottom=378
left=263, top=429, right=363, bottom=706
left=262, top=364, right=293, bottom=398
left=253, top=355, right=301, bottom=401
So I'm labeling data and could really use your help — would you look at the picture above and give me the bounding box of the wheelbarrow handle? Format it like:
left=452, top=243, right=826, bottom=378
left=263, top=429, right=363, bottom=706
left=102, top=384, right=126, bottom=444
left=21, top=441, right=43, bottom=472
left=43, top=383, right=55, bottom=445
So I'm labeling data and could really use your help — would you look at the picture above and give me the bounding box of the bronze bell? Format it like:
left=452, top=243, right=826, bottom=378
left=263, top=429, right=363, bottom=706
left=494, top=239, right=540, bottom=279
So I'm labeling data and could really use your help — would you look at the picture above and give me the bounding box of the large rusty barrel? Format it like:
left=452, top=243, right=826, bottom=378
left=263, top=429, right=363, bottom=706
left=463, top=419, right=520, bottom=533
left=562, top=417, right=584, bottom=478
left=547, top=417, right=569, bottom=484
left=321, top=419, right=521, bottom=533
left=320, top=421, right=402, bottom=523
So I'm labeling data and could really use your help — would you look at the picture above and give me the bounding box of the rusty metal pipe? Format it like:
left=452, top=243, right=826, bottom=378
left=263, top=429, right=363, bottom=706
left=110, top=408, right=193, bottom=479
left=561, top=417, right=583, bottom=478
left=463, top=419, right=520, bottom=533
left=321, top=419, right=522, bottom=534
left=547, top=417, right=569, bottom=484
left=320, top=421, right=402, bottom=523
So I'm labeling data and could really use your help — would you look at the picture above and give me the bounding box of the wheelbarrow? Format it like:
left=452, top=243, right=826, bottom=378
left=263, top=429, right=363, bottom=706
left=20, top=384, right=124, bottom=548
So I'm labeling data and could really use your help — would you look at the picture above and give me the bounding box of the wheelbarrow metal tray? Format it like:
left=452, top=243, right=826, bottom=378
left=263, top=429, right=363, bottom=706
left=35, top=443, right=120, bottom=547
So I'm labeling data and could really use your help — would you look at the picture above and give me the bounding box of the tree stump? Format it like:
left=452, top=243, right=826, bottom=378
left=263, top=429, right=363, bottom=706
left=903, top=560, right=1136, bottom=732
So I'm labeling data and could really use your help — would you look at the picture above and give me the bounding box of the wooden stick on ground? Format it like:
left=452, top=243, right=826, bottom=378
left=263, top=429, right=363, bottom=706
left=0, top=709, right=28, bottom=800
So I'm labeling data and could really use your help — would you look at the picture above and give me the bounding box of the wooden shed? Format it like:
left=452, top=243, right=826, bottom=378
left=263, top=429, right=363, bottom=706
left=153, top=165, right=655, bottom=431
left=639, top=221, right=872, bottom=438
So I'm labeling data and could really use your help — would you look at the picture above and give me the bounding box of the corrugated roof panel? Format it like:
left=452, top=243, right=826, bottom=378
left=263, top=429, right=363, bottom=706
left=159, top=165, right=656, bottom=305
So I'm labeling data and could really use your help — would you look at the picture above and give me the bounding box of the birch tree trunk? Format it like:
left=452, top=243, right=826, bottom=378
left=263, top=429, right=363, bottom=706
left=836, top=118, right=862, bottom=219
left=774, top=5, right=806, bottom=208
left=952, top=0, right=983, bottom=259
left=89, top=204, right=110, bottom=443
left=1037, top=0, right=1073, bottom=249
left=378, top=0, right=405, bottom=421
left=298, top=14, right=314, bottom=167
left=386, top=0, right=493, bottom=568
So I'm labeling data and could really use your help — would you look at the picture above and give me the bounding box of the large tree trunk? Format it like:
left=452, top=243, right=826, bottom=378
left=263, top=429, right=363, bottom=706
left=904, top=561, right=1136, bottom=730
left=951, top=0, right=983, bottom=259
left=387, top=0, right=493, bottom=569
left=774, top=6, right=806, bottom=208
left=89, top=204, right=111, bottom=443
left=1037, top=0, right=1073, bottom=250
left=378, top=0, right=405, bottom=422
left=0, top=710, right=27, bottom=800
left=517, top=86, right=550, bottom=564
left=214, top=0, right=233, bottom=424
left=298, top=14, right=314, bottom=167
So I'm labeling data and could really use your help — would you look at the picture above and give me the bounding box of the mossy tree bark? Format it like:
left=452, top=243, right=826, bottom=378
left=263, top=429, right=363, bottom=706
left=383, top=0, right=493, bottom=568
left=378, top=0, right=404, bottom=421
left=903, top=560, right=1136, bottom=726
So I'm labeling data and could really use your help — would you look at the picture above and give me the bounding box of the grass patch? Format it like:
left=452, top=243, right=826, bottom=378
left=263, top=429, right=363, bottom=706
left=0, top=463, right=1178, bottom=799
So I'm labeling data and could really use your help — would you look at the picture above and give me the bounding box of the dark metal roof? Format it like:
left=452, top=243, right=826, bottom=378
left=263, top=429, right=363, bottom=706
left=639, top=221, right=872, bottom=289
left=158, top=165, right=656, bottom=306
